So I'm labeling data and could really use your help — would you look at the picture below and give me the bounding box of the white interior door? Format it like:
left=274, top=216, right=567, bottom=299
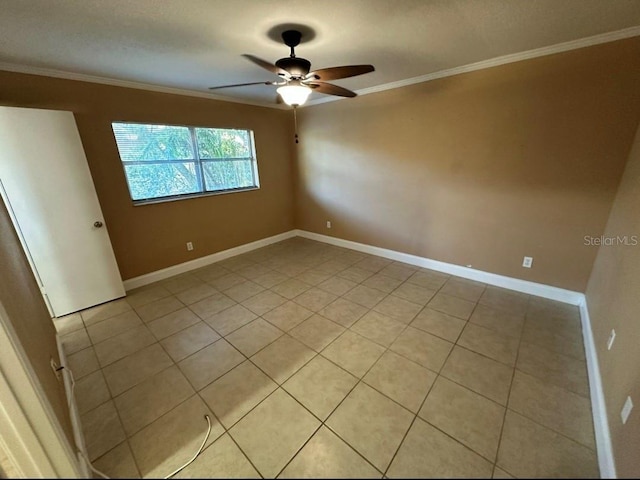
left=0, top=106, right=124, bottom=317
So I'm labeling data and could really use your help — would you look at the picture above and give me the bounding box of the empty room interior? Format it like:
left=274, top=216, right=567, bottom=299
left=1, top=1, right=640, bottom=478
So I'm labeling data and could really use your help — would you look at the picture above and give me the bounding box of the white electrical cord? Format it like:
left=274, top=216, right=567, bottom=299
left=163, top=414, right=212, bottom=479
left=66, top=366, right=76, bottom=410
left=78, top=448, right=111, bottom=479
left=64, top=367, right=111, bottom=479
left=62, top=365, right=212, bottom=479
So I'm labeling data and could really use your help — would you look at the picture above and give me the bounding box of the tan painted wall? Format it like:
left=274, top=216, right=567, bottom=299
left=295, top=38, right=640, bottom=292
left=586, top=121, right=640, bottom=478
left=0, top=196, right=73, bottom=445
left=0, top=71, right=295, bottom=280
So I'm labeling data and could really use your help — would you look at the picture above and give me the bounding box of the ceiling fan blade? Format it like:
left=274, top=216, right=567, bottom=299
left=306, top=64, right=374, bottom=81
left=242, top=54, right=288, bottom=77
left=306, top=81, right=357, bottom=98
left=208, top=81, right=274, bottom=90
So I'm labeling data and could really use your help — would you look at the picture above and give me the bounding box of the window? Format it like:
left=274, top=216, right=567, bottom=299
left=111, top=122, right=259, bottom=203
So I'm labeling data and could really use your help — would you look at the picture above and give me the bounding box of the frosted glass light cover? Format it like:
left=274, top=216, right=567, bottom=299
left=277, top=85, right=312, bottom=106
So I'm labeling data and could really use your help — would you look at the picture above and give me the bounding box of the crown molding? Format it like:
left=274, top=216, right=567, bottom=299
left=0, top=61, right=287, bottom=110
left=1, top=25, right=638, bottom=111
left=303, top=25, right=640, bottom=108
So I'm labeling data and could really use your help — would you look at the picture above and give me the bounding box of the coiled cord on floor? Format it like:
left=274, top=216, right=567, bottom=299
left=62, top=365, right=212, bottom=479
left=163, top=414, right=212, bottom=479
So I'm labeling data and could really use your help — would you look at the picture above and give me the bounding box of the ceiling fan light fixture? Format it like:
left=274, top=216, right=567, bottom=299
left=276, top=84, right=312, bottom=106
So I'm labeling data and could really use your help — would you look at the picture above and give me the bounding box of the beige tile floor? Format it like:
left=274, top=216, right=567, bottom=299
left=56, top=237, right=600, bottom=479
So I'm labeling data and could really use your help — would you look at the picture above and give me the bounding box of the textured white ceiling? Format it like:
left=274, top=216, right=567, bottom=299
left=1, top=0, right=639, bottom=106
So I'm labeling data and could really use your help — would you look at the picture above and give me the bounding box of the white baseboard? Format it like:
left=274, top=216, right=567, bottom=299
left=123, top=227, right=583, bottom=303
left=295, top=230, right=583, bottom=305
left=579, top=300, right=616, bottom=478
left=123, top=230, right=297, bottom=291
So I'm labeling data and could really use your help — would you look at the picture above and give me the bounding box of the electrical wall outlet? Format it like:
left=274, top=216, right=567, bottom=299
left=522, top=256, right=533, bottom=268
left=186, top=242, right=194, bottom=251
left=621, top=396, right=633, bottom=424
left=607, top=329, right=616, bottom=350
left=326, top=221, right=332, bottom=229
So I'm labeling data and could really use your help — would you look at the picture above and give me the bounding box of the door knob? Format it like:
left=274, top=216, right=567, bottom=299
left=94, top=221, right=103, bottom=228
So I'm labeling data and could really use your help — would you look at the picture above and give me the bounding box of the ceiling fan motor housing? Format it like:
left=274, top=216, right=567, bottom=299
left=276, top=57, right=311, bottom=77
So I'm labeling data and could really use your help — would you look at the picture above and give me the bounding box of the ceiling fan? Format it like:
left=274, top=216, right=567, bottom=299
left=209, top=29, right=375, bottom=107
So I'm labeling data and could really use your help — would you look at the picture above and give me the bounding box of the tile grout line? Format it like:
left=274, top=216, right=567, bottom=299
left=204, top=298, right=588, bottom=476
left=76, top=250, right=427, bottom=427
left=302, top=273, right=448, bottom=477
left=81, top=241, right=322, bottom=474
left=278, top=240, right=595, bottom=469
left=380, top=284, right=521, bottom=476
left=174, top=274, right=269, bottom=475
left=263, top=244, right=449, bottom=473
left=72, top=238, right=591, bottom=478
left=508, top=303, right=597, bottom=451
left=381, top=382, right=441, bottom=474
left=491, top=294, right=532, bottom=477
left=230, top=265, right=414, bottom=475
left=380, top=283, right=463, bottom=477
left=497, top=298, right=592, bottom=466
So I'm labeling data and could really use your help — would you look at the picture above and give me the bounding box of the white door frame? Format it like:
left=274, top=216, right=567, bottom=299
left=0, top=302, right=82, bottom=478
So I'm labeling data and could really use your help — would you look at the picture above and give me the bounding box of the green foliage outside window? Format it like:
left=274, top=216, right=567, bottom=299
left=112, top=122, right=258, bottom=202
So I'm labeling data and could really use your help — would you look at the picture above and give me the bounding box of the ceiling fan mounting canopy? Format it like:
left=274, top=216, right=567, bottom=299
left=208, top=27, right=375, bottom=104
left=281, top=29, right=302, bottom=49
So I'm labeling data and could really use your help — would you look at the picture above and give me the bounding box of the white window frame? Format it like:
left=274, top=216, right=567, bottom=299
left=112, top=122, right=261, bottom=205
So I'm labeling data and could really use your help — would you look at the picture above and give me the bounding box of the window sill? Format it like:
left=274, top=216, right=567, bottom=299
left=131, top=186, right=260, bottom=206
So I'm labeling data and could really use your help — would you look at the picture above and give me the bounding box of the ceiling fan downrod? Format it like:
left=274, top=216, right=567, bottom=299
left=275, top=30, right=311, bottom=78
left=282, top=30, right=302, bottom=58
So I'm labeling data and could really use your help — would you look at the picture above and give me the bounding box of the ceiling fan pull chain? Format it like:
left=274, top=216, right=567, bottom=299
left=293, top=106, right=299, bottom=144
